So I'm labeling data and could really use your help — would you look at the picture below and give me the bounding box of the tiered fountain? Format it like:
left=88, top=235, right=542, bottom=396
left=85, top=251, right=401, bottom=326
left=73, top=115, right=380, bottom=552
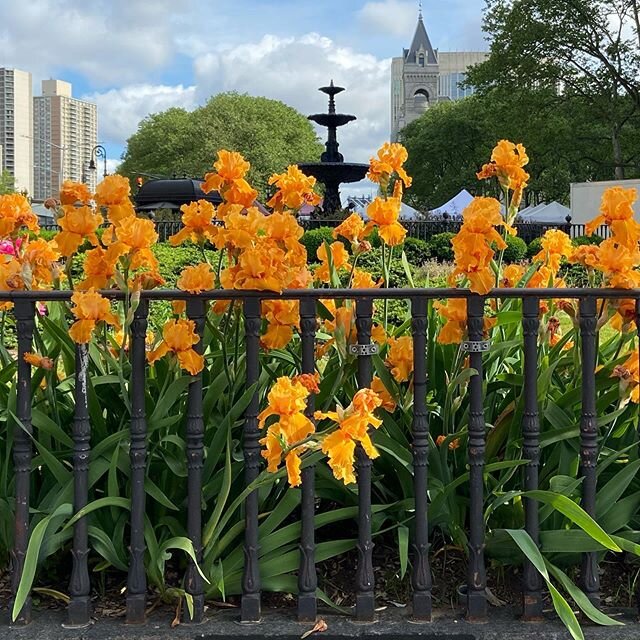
left=298, top=82, right=369, bottom=215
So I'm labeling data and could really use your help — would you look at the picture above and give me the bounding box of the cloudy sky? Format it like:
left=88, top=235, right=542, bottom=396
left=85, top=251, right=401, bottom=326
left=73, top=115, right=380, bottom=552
left=1, top=0, right=487, bottom=194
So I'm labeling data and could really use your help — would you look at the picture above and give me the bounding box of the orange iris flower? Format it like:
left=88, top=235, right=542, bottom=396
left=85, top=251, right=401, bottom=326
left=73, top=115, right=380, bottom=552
left=69, top=290, right=119, bottom=343
left=316, top=388, right=383, bottom=485
left=169, top=200, right=219, bottom=246
left=60, top=180, right=92, bottom=205
left=367, top=142, right=412, bottom=188
left=258, top=377, right=315, bottom=487
left=315, top=241, right=351, bottom=283
left=55, top=205, right=103, bottom=257
left=267, top=165, right=321, bottom=212
left=261, top=299, right=300, bottom=350
left=586, top=187, right=640, bottom=249
left=0, top=194, right=39, bottom=237
left=365, top=196, right=407, bottom=247
left=386, top=336, right=414, bottom=382
left=148, top=318, right=204, bottom=375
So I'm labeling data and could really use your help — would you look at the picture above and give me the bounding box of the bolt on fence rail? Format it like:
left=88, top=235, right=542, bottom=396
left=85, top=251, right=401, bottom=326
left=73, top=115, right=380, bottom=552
left=0, top=286, right=637, bottom=628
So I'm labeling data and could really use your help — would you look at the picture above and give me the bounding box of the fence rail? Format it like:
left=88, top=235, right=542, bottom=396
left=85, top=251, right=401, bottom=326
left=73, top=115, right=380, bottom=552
left=1, top=286, right=637, bottom=628
left=41, top=220, right=612, bottom=244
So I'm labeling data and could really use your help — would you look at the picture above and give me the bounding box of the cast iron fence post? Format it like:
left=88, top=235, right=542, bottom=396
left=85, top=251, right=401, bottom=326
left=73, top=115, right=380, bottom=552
left=126, top=299, right=149, bottom=623
left=466, top=295, right=487, bottom=622
left=298, top=298, right=318, bottom=622
left=68, top=343, right=92, bottom=627
left=410, top=296, right=432, bottom=621
left=579, top=297, right=600, bottom=606
left=355, top=297, right=375, bottom=621
left=241, top=298, right=262, bottom=622
left=183, top=298, right=206, bottom=623
left=521, top=297, right=544, bottom=620
left=10, top=300, right=35, bottom=625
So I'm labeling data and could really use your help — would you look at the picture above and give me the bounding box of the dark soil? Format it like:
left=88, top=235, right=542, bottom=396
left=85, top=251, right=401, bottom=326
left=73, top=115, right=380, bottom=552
left=1, top=542, right=639, bottom=621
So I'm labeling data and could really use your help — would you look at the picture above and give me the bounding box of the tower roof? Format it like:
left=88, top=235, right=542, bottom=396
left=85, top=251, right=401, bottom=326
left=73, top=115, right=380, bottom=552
left=406, top=13, right=437, bottom=64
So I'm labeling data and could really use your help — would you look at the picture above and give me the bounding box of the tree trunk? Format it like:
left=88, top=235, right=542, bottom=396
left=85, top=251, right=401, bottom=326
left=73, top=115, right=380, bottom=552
left=612, top=128, right=625, bottom=180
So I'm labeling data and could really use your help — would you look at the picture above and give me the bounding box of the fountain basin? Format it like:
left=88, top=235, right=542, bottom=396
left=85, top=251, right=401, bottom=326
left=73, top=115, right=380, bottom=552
left=308, top=113, right=356, bottom=128
left=298, top=162, right=369, bottom=184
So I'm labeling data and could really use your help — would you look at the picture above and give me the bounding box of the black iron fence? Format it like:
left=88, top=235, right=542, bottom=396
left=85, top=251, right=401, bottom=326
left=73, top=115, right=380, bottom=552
left=1, top=286, right=637, bottom=628
left=41, top=220, right=612, bottom=245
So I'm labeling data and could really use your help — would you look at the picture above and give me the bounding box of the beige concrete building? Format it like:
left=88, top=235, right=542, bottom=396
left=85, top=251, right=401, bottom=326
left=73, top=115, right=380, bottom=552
left=0, top=68, right=33, bottom=195
left=33, top=79, right=98, bottom=199
left=390, top=14, right=489, bottom=140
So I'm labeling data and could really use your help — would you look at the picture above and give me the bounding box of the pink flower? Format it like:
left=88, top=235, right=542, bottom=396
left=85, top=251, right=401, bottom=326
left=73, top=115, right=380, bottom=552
left=0, top=238, right=22, bottom=256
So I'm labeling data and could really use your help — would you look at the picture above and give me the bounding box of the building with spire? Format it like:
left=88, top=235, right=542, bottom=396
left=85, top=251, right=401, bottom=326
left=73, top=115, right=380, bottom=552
left=390, top=10, right=489, bottom=140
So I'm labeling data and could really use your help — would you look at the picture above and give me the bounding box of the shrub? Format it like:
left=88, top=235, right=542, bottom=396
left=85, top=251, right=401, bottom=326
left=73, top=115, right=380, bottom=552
left=527, top=237, right=542, bottom=260
left=152, top=244, right=218, bottom=286
left=426, top=232, right=455, bottom=262
left=502, top=234, right=527, bottom=263
left=573, top=234, right=603, bottom=247
left=402, top=237, right=430, bottom=266
left=300, top=227, right=335, bottom=263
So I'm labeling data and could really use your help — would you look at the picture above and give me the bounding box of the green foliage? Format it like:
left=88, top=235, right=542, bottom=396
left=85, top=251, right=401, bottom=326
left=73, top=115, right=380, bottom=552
left=402, top=237, right=430, bottom=266
left=527, top=237, right=543, bottom=260
left=0, top=170, right=15, bottom=195
left=573, top=235, right=603, bottom=247
left=426, top=232, right=455, bottom=262
left=118, top=93, right=323, bottom=198
left=300, top=227, right=335, bottom=263
left=152, top=244, right=217, bottom=286
left=502, top=234, right=527, bottom=263
left=467, top=0, right=640, bottom=182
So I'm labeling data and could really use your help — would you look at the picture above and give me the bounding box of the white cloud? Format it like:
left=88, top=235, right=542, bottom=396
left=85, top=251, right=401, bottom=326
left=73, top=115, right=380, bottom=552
left=358, top=0, right=417, bottom=37
left=194, top=33, right=391, bottom=163
left=82, top=84, right=197, bottom=146
left=0, top=0, right=181, bottom=85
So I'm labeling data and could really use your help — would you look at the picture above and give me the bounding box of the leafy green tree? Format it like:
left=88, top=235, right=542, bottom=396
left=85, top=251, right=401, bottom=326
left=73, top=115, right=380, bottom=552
left=0, top=170, right=15, bottom=195
left=468, top=0, right=640, bottom=179
left=400, top=87, right=639, bottom=210
left=118, top=93, right=323, bottom=197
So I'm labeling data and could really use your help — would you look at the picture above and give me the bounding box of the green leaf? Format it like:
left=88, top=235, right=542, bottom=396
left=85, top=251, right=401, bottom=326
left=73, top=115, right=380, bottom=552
left=398, top=525, right=409, bottom=579
left=524, top=491, right=621, bottom=552
left=12, top=503, right=72, bottom=621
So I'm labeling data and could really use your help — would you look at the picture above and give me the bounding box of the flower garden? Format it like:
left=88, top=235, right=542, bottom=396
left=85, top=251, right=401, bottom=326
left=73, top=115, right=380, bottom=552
left=1, top=141, right=640, bottom=639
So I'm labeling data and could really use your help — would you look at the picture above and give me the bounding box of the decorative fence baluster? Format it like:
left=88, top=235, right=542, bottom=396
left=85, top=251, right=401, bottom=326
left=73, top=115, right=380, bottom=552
left=183, top=298, right=206, bottom=623
left=126, top=300, right=149, bottom=624
left=354, top=297, right=375, bottom=621
left=466, top=295, right=487, bottom=621
left=10, top=300, right=35, bottom=626
left=68, top=343, right=92, bottom=627
left=298, top=298, right=318, bottom=622
left=410, top=296, right=432, bottom=622
left=241, top=298, right=262, bottom=622
left=521, top=297, right=543, bottom=621
left=579, top=297, right=600, bottom=606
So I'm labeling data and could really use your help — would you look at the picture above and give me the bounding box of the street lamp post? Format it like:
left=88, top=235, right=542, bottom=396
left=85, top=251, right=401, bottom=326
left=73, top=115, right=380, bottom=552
left=89, top=145, right=107, bottom=178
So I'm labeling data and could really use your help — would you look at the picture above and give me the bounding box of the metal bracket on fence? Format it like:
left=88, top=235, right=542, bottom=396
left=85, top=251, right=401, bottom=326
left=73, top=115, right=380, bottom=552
left=461, top=340, right=491, bottom=353
left=349, top=343, right=378, bottom=357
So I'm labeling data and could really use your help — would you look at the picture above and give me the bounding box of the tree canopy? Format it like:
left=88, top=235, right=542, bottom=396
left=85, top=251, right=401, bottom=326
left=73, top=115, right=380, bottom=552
left=467, top=0, right=640, bottom=178
left=118, top=92, right=323, bottom=198
left=400, top=87, right=640, bottom=210
left=400, top=0, right=640, bottom=209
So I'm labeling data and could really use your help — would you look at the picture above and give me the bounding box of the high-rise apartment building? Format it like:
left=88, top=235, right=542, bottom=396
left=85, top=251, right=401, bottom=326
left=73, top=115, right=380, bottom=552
left=390, top=13, right=489, bottom=140
left=33, top=79, right=98, bottom=200
left=0, top=68, right=33, bottom=194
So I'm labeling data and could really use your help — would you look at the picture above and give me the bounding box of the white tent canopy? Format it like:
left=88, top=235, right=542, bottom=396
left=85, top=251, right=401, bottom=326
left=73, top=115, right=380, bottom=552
left=519, top=201, right=571, bottom=224
left=431, top=189, right=474, bottom=219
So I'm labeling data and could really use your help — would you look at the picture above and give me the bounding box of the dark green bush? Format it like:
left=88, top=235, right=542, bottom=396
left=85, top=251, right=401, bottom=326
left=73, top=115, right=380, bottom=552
left=572, top=234, right=603, bottom=247
left=300, top=227, right=335, bottom=263
left=527, top=237, right=542, bottom=260
left=426, top=232, right=455, bottom=262
left=502, top=234, right=527, bottom=263
left=402, top=237, right=430, bottom=266
left=152, top=244, right=218, bottom=286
